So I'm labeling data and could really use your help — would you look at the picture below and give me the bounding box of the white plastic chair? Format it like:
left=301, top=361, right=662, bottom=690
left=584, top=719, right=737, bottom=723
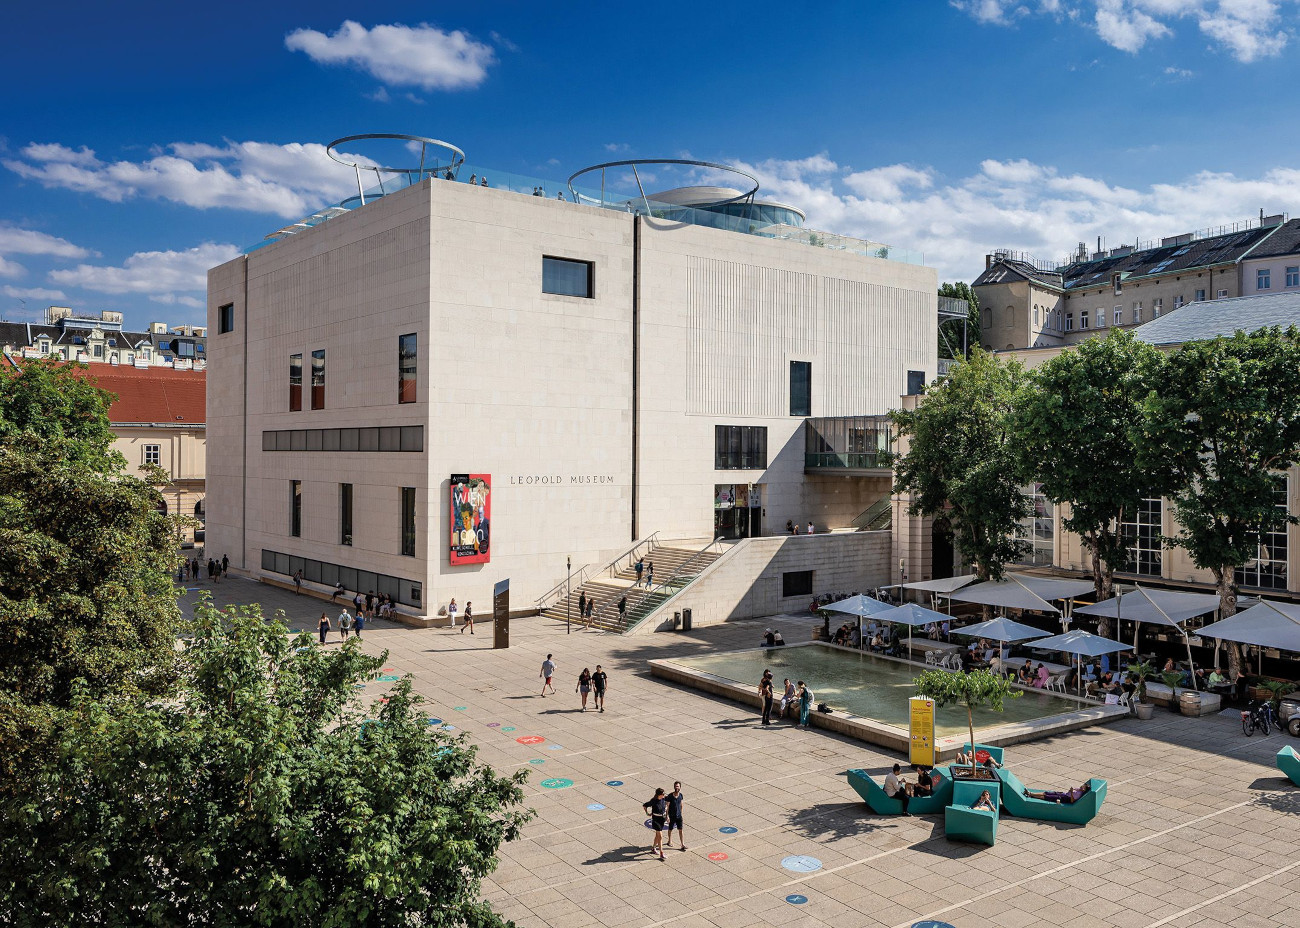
left=1048, top=674, right=1066, bottom=694
left=925, top=651, right=940, bottom=666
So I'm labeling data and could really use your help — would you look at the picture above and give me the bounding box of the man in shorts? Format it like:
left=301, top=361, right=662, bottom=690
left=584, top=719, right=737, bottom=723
left=592, top=664, right=608, bottom=712
left=540, top=653, right=556, bottom=697
left=665, top=781, right=687, bottom=850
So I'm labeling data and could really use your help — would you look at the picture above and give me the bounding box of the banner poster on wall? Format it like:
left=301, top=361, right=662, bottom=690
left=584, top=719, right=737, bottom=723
left=449, top=474, right=491, bottom=565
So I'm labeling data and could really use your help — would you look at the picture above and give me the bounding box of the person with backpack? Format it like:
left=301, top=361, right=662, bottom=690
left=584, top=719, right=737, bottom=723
left=339, top=609, right=353, bottom=640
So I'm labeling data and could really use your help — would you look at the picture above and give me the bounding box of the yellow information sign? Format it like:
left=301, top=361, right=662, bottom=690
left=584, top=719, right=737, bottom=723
left=909, top=696, right=935, bottom=768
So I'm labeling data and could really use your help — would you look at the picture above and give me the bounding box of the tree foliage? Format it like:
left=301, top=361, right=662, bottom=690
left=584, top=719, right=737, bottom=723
left=938, top=281, right=979, bottom=360
left=0, top=603, right=532, bottom=927
left=0, top=358, right=118, bottom=467
left=913, top=668, right=1019, bottom=770
left=1136, top=329, right=1300, bottom=678
left=892, top=349, right=1031, bottom=584
left=1015, top=330, right=1166, bottom=625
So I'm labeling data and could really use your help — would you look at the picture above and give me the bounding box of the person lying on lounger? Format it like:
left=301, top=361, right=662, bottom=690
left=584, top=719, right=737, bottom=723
left=954, top=750, right=1002, bottom=769
left=971, top=790, right=995, bottom=811
left=1024, top=783, right=1090, bottom=804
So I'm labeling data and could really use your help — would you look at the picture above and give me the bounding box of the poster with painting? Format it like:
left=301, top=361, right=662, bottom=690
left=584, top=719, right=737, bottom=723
left=449, top=474, right=491, bottom=564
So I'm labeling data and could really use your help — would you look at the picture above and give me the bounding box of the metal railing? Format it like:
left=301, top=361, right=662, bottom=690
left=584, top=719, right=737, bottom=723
left=851, top=499, right=892, bottom=532
left=615, top=537, right=726, bottom=633
left=533, top=532, right=662, bottom=611
left=804, top=452, right=890, bottom=470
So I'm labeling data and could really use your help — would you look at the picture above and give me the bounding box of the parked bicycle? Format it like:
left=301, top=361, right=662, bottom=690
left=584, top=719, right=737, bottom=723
left=1242, top=700, right=1278, bottom=736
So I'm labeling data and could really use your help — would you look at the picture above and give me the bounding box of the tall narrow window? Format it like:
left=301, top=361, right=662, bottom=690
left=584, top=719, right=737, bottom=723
left=1195, top=288, right=1206, bottom=301
left=398, top=333, right=417, bottom=404
left=340, top=483, right=353, bottom=546
left=218, top=303, right=234, bottom=334
left=311, top=349, right=325, bottom=409
left=1258, top=269, right=1272, bottom=290
left=1080, top=309, right=1089, bottom=329
left=289, top=354, right=302, bottom=411
left=1287, top=267, right=1299, bottom=288
left=790, top=361, right=811, bottom=417
left=400, top=487, right=416, bottom=557
left=291, top=480, right=302, bottom=538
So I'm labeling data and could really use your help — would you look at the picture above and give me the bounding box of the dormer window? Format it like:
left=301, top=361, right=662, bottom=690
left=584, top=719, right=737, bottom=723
left=1112, top=274, right=1123, bottom=295
left=38, top=340, right=49, bottom=354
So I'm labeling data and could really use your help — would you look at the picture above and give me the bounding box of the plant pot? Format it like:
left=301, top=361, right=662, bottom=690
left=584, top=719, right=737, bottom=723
left=1134, top=703, right=1155, bottom=720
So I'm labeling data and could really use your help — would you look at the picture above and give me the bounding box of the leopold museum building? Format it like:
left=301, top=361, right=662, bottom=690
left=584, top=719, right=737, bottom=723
left=206, top=136, right=940, bottom=625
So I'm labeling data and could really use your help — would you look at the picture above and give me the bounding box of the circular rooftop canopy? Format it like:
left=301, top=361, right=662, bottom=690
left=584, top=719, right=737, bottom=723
left=643, top=185, right=805, bottom=227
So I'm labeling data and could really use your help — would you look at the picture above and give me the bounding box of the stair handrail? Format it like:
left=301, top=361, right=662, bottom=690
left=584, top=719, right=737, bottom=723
left=603, top=531, right=662, bottom=580
left=614, top=536, right=725, bottom=632
left=533, top=532, right=661, bottom=610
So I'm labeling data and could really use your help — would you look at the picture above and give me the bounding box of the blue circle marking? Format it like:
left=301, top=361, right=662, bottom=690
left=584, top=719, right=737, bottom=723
left=781, top=855, right=822, bottom=873
left=911, top=923, right=957, bottom=928
left=378, top=674, right=399, bottom=682
left=547, top=744, right=564, bottom=751
left=440, top=724, right=456, bottom=731
left=644, top=818, right=656, bottom=829
left=786, top=894, right=809, bottom=906
left=587, top=803, right=606, bottom=811
left=719, top=826, right=739, bottom=834
left=529, top=758, right=545, bottom=765
left=426, top=717, right=443, bottom=725
left=606, top=779, right=623, bottom=787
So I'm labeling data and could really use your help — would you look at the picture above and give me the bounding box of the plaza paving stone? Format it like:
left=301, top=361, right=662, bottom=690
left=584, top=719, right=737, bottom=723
left=184, top=579, right=1300, bottom=928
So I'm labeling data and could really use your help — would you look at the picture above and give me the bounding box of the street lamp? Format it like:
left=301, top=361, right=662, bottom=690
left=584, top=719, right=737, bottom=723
left=566, top=555, right=572, bottom=634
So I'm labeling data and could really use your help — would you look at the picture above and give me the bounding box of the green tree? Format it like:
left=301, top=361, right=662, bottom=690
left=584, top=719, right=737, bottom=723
left=913, top=668, right=1019, bottom=772
left=1136, top=329, right=1300, bottom=680
left=938, top=281, right=979, bottom=360
left=0, top=603, right=532, bottom=927
left=892, top=349, right=1032, bottom=595
left=1014, top=330, right=1166, bottom=632
left=0, top=358, right=118, bottom=467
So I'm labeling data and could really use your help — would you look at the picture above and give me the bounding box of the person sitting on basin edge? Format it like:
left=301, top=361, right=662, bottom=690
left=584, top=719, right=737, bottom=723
left=971, top=790, right=996, bottom=811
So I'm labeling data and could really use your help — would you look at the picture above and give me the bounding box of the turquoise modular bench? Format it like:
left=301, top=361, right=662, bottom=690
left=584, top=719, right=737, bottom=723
left=847, top=767, right=953, bottom=815
left=1278, top=746, right=1300, bottom=786
left=996, top=768, right=1107, bottom=824
left=958, top=742, right=1005, bottom=766
left=945, top=779, right=1000, bottom=845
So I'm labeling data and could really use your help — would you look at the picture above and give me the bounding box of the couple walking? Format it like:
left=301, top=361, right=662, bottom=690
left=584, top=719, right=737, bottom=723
left=642, top=782, right=687, bottom=860
left=633, top=558, right=654, bottom=588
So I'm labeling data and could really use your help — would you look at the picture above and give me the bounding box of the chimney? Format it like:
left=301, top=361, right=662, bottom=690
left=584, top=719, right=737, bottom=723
left=986, top=254, right=994, bottom=270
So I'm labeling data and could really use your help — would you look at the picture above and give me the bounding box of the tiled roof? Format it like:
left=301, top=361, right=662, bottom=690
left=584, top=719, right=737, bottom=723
left=1245, top=219, right=1300, bottom=259
left=1132, top=291, right=1300, bottom=346
left=972, top=258, right=1063, bottom=289
left=75, top=364, right=206, bottom=425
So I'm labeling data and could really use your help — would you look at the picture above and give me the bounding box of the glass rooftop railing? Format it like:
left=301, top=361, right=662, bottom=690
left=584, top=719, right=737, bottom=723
left=242, top=162, right=924, bottom=266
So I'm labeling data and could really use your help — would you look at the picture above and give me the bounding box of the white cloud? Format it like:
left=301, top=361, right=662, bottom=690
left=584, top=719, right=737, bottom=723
left=0, top=224, right=92, bottom=259
left=0, top=257, right=26, bottom=278
left=4, top=141, right=362, bottom=219
left=49, top=243, right=240, bottom=306
left=953, top=0, right=1296, bottom=61
left=285, top=21, right=495, bottom=90
left=724, top=153, right=1300, bottom=282
left=2, top=285, right=68, bottom=301
left=1165, top=64, right=1196, bottom=75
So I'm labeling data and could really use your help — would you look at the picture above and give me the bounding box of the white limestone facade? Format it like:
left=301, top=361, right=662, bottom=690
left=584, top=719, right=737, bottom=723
left=207, top=178, right=936, bottom=618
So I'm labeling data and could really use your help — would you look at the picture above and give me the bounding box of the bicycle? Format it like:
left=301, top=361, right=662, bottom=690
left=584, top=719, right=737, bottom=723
left=1241, top=700, right=1276, bottom=736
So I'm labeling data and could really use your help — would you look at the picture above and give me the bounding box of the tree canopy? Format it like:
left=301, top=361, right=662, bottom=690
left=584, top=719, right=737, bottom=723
left=1135, top=328, right=1300, bottom=678
left=0, top=603, right=532, bottom=927
left=892, top=349, right=1031, bottom=585
left=913, top=668, right=1019, bottom=770
left=1015, top=330, right=1166, bottom=628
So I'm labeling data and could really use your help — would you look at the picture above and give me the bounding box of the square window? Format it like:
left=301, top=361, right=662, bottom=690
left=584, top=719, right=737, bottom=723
left=218, top=303, right=234, bottom=334
left=359, top=427, right=379, bottom=452
left=143, top=444, right=161, bottom=465
left=379, top=427, right=401, bottom=452
left=542, top=256, right=594, bottom=298
left=399, top=426, right=424, bottom=452
left=339, top=428, right=359, bottom=452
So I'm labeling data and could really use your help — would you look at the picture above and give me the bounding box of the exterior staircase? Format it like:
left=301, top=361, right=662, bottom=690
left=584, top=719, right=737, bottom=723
left=539, top=541, right=724, bottom=632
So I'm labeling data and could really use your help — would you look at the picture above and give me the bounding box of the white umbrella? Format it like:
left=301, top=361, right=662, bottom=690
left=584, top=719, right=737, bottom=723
left=948, top=575, right=1060, bottom=616
left=950, top=616, right=1052, bottom=643
left=1029, top=629, right=1134, bottom=695
left=822, top=594, right=894, bottom=651
left=902, top=574, right=977, bottom=612
left=1199, top=600, right=1300, bottom=652
left=874, top=603, right=946, bottom=659
left=1075, top=586, right=1212, bottom=689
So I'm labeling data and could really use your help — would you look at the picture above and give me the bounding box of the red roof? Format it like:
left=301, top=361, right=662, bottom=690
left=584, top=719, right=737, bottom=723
left=78, top=365, right=206, bottom=425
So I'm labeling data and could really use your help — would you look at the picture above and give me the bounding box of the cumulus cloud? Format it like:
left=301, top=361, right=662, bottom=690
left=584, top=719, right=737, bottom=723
left=2, top=285, right=68, bottom=301
left=0, top=224, right=92, bottom=259
left=953, top=0, right=1296, bottom=61
left=724, top=153, right=1300, bottom=281
left=0, top=257, right=26, bottom=278
left=49, top=243, right=240, bottom=307
left=4, top=141, right=363, bottom=219
left=285, top=21, right=495, bottom=90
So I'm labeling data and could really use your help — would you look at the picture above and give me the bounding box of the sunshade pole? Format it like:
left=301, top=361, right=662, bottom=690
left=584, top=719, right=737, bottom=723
left=1138, top=584, right=1197, bottom=692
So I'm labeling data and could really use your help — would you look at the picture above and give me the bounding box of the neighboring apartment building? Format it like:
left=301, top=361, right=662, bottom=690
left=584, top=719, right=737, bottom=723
left=0, top=307, right=207, bottom=368
left=973, top=215, right=1298, bottom=350
left=207, top=170, right=939, bottom=620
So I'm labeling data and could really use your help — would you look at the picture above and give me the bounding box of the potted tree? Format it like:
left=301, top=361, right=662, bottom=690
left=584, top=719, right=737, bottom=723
left=1159, top=670, right=1185, bottom=713
left=914, top=668, right=1019, bottom=776
left=1128, top=660, right=1155, bottom=720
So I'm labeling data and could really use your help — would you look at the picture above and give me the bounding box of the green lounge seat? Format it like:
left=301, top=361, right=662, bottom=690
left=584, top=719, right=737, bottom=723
left=958, top=742, right=1005, bottom=766
left=945, top=778, right=999, bottom=845
left=996, top=768, right=1107, bottom=824
left=1278, top=746, right=1300, bottom=787
left=847, top=766, right=953, bottom=815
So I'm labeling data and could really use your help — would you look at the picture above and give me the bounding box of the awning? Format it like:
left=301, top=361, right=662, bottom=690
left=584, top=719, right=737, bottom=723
left=902, top=575, right=976, bottom=595
left=1198, top=601, right=1300, bottom=652
left=822, top=594, right=895, bottom=619
left=950, top=616, right=1053, bottom=643
left=1074, top=587, right=1219, bottom=627
left=947, top=576, right=1060, bottom=613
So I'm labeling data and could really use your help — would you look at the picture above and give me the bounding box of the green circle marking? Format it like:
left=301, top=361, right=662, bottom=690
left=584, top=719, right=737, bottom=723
left=541, top=777, right=574, bottom=789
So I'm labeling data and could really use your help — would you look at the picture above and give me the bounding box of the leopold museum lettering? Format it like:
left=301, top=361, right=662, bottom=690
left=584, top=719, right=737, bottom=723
left=508, top=474, right=617, bottom=485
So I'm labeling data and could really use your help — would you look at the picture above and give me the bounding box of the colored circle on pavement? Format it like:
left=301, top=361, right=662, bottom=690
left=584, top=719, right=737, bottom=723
left=501, top=726, right=516, bottom=732
left=541, top=778, right=573, bottom=789
left=911, top=923, right=957, bottom=928
left=378, top=675, right=399, bottom=681
left=353, top=684, right=366, bottom=690
left=426, top=717, right=443, bottom=725
left=529, top=758, right=545, bottom=765
left=587, top=803, right=606, bottom=811
left=606, top=780, right=623, bottom=787
left=707, top=852, right=729, bottom=862
left=516, top=735, right=546, bottom=745
left=547, top=744, right=564, bottom=751
left=486, top=722, right=501, bottom=727
left=786, top=894, right=808, bottom=905
left=440, top=725, right=456, bottom=731
left=782, top=855, right=822, bottom=873
left=454, top=706, right=467, bottom=711
left=719, top=826, right=738, bottom=834
left=644, top=819, right=655, bottom=829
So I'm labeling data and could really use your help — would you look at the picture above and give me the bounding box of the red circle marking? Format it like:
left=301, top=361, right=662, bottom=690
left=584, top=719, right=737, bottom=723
left=516, top=735, right=546, bottom=745
left=707, top=852, right=729, bottom=862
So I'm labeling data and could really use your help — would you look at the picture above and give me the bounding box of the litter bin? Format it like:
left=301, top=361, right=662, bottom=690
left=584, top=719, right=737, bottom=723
left=682, top=608, right=693, bottom=631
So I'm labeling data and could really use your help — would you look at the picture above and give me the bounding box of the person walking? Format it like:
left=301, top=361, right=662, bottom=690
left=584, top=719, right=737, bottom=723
left=665, top=782, right=687, bottom=850
left=592, top=664, right=608, bottom=712
left=643, top=788, right=669, bottom=860
left=576, top=667, right=592, bottom=710
left=294, top=570, right=303, bottom=595
left=578, top=592, right=587, bottom=622
left=617, top=595, right=627, bottom=624
left=353, top=609, right=365, bottom=640
left=365, top=590, right=375, bottom=618
left=760, top=673, right=775, bottom=726
left=540, top=654, right=556, bottom=697
left=317, top=612, right=331, bottom=645
left=222, top=554, right=229, bottom=574
left=634, top=558, right=644, bottom=587
left=447, top=598, right=458, bottom=629
left=353, top=591, right=364, bottom=619
left=460, top=601, right=474, bottom=634
left=798, top=680, right=814, bottom=728
left=207, top=558, right=215, bottom=581
left=585, top=596, right=595, bottom=623
left=646, top=561, right=654, bottom=588
left=339, top=608, right=352, bottom=640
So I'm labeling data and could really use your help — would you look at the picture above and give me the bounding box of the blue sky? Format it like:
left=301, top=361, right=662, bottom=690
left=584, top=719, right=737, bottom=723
left=3, top=0, right=1299, bottom=329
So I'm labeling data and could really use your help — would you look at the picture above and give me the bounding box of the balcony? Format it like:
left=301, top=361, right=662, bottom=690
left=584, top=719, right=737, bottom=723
left=804, top=416, right=892, bottom=475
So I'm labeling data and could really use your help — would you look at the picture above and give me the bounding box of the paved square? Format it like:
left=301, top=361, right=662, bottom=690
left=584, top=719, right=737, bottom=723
left=187, top=580, right=1300, bottom=928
